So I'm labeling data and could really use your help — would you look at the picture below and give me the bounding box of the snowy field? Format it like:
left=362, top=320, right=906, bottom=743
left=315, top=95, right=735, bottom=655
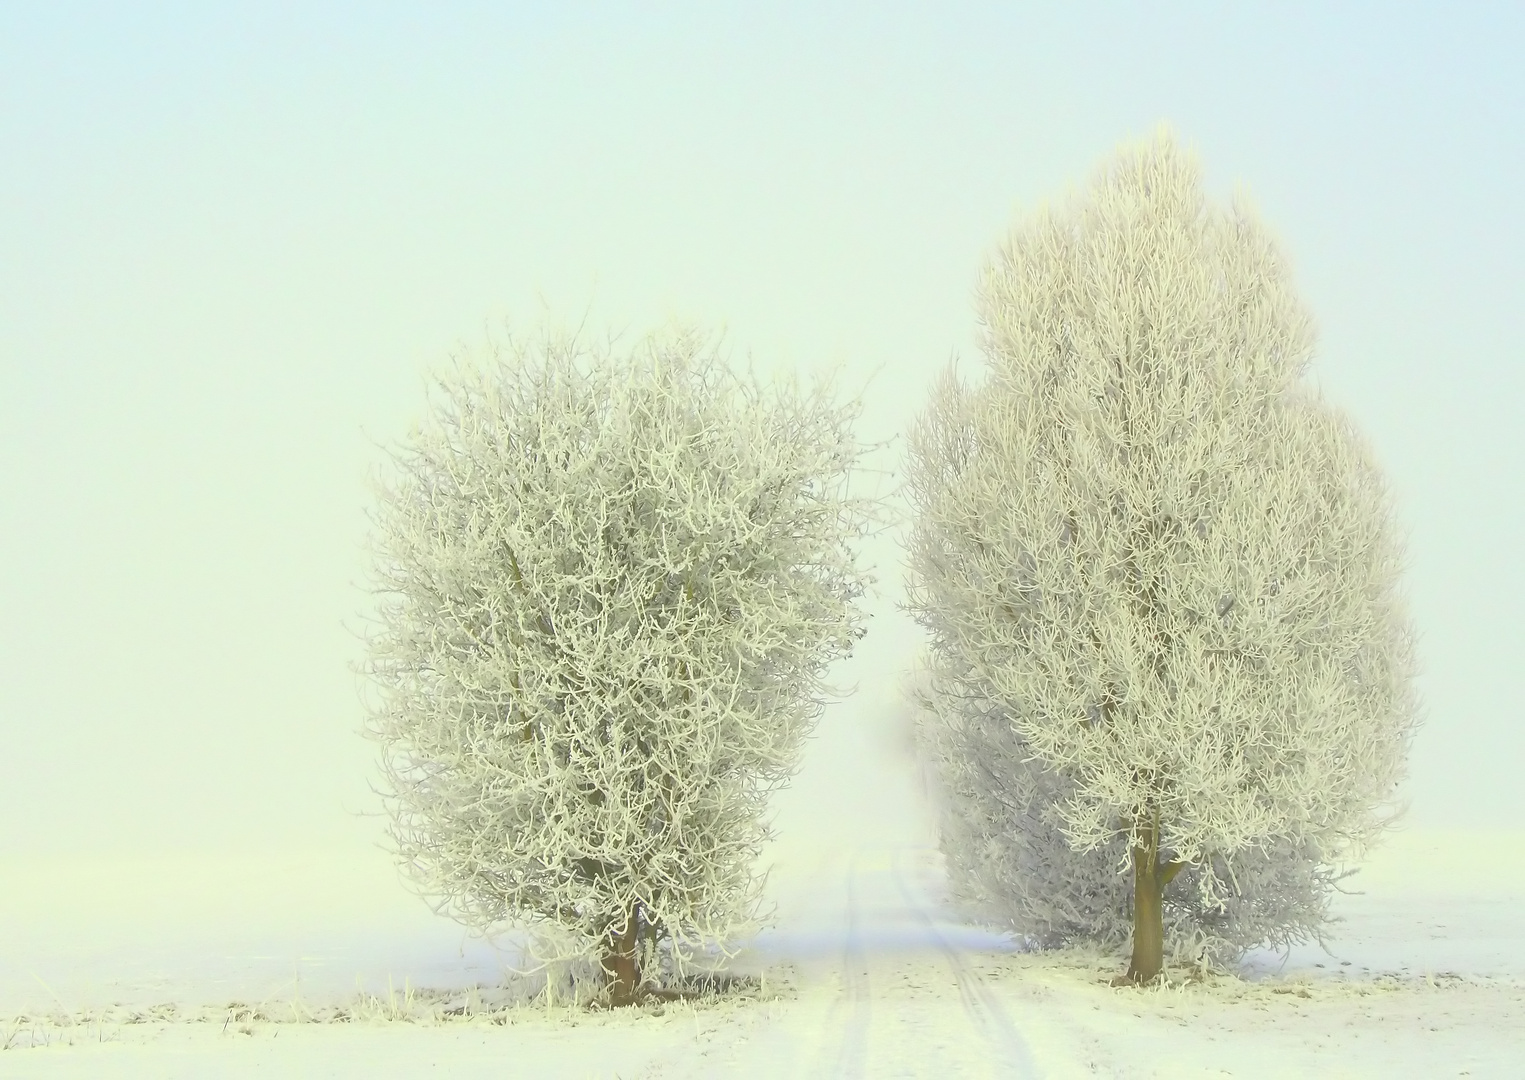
left=2, top=830, right=1522, bottom=1078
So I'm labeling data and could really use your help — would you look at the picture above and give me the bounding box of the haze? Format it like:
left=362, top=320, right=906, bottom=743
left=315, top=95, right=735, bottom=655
left=1, top=4, right=1519, bottom=876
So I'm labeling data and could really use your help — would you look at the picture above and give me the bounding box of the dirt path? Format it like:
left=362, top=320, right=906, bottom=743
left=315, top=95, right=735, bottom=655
left=626, top=843, right=1057, bottom=1077
left=888, top=848, right=1039, bottom=1077
left=819, top=851, right=873, bottom=1078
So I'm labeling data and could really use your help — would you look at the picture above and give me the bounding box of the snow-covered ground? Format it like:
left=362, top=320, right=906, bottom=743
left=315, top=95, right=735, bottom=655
left=2, top=830, right=1522, bottom=1077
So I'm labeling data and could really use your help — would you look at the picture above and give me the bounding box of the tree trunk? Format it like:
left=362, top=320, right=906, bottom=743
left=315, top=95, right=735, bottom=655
left=601, top=902, right=642, bottom=1006
left=1125, top=823, right=1165, bottom=984
left=1119, top=810, right=1182, bottom=985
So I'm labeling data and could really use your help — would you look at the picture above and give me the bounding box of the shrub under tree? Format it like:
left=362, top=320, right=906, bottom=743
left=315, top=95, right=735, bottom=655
left=903, top=650, right=1351, bottom=972
left=360, top=323, right=881, bottom=1005
left=901, top=128, right=1420, bottom=984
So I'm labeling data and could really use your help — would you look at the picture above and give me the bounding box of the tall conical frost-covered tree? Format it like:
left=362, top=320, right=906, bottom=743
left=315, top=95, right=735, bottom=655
left=902, top=129, right=1420, bottom=984
left=361, top=323, right=881, bottom=1005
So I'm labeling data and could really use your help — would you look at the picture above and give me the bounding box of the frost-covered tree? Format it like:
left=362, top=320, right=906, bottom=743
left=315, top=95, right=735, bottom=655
left=360, top=323, right=880, bottom=1005
left=901, top=129, right=1420, bottom=984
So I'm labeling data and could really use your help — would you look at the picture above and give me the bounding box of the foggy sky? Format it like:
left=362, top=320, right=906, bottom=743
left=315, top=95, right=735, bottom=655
left=2, top=2, right=1520, bottom=857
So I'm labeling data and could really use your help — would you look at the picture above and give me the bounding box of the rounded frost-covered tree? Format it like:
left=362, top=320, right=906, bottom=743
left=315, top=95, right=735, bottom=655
left=901, top=128, right=1420, bottom=984
left=360, top=322, right=881, bottom=1005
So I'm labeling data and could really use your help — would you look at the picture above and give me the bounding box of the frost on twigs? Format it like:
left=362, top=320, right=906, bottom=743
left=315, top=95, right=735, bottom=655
left=902, top=127, right=1420, bottom=983
left=359, top=322, right=883, bottom=1005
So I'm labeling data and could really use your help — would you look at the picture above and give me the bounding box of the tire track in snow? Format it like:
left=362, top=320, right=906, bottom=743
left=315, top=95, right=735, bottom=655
left=816, top=851, right=871, bottom=1078
left=891, top=850, right=1041, bottom=1078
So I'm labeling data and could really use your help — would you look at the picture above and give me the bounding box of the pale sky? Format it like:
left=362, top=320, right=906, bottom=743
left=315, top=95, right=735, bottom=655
left=2, top=3, right=1520, bottom=858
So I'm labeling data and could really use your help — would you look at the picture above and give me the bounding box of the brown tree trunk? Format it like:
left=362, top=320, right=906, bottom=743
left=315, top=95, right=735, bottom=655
left=1125, top=824, right=1165, bottom=984
left=601, top=902, right=642, bottom=1006
left=1118, top=810, right=1182, bottom=986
